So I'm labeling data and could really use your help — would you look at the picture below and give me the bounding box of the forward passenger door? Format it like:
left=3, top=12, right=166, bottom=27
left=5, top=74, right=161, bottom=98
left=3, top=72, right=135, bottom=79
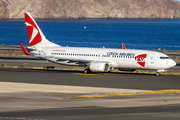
left=150, top=54, right=155, bottom=63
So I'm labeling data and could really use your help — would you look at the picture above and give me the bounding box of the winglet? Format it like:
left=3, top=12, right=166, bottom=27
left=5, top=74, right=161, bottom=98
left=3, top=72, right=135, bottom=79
left=19, top=42, right=29, bottom=55
left=122, top=43, right=126, bottom=49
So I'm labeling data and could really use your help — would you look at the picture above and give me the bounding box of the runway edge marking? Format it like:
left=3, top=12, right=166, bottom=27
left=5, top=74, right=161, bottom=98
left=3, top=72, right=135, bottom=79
left=59, top=89, right=180, bottom=100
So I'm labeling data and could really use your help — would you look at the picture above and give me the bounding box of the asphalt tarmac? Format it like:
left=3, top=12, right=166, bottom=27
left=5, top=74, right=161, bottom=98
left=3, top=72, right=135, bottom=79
left=0, top=56, right=180, bottom=120
left=0, top=105, right=180, bottom=120
left=0, top=68, right=180, bottom=120
left=0, top=68, right=180, bottom=90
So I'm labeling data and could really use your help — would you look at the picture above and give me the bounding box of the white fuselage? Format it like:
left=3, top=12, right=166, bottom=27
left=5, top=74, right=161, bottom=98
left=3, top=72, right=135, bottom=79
left=29, top=46, right=176, bottom=71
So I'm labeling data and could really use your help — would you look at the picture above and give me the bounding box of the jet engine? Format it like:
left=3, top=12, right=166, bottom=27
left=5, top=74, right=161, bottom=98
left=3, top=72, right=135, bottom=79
left=89, top=62, right=110, bottom=72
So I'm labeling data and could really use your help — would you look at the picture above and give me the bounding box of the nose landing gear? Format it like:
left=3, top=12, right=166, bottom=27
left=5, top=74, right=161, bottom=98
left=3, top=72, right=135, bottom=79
left=156, top=69, right=167, bottom=76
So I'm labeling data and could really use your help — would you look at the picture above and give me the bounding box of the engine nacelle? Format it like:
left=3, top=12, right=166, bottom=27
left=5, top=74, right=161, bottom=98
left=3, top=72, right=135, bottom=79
left=90, top=62, right=110, bottom=72
left=118, top=69, right=136, bottom=72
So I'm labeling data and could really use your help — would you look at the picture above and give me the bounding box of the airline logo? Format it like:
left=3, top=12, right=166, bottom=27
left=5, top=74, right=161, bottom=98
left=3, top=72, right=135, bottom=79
left=107, top=52, right=135, bottom=57
left=135, top=54, right=147, bottom=67
left=24, top=13, right=41, bottom=46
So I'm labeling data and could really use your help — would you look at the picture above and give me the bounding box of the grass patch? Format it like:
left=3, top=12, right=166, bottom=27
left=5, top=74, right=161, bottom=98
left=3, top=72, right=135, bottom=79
left=1, top=63, right=8, bottom=68
left=0, top=45, right=17, bottom=48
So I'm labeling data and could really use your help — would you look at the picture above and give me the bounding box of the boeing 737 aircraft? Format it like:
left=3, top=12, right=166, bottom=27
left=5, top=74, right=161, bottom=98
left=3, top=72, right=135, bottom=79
left=19, top=12, right=176, bottom=76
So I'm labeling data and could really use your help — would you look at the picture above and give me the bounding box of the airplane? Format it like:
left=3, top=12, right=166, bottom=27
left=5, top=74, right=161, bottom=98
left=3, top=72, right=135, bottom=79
left=19, top=12, right=176, bottom=76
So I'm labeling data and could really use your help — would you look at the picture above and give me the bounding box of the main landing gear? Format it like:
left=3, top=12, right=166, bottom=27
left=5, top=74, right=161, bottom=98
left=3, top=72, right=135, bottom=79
left=156, top=72, right=160, bottom=76
left=84, top=69, right=91, bottom=73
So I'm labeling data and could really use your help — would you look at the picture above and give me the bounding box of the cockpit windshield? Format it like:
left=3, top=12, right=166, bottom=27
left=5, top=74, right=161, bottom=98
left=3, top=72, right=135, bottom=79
left=160, top=57, right=170, bottom=60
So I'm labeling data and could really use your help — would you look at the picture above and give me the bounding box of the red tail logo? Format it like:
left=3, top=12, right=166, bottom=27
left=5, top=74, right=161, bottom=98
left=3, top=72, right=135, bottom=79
left=135, top=54, right=147, bottom=67
left=25, top=13, right=41, bottom=46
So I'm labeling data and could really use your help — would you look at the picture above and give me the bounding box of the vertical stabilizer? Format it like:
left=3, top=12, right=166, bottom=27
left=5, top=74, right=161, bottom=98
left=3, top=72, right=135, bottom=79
left=24, top=12, right=60, bottom=47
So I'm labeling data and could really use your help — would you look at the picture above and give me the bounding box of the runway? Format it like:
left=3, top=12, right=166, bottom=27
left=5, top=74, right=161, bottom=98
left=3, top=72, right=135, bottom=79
left=0, top=68, right=180, bottom=90
left=0, top=68, right=180, bottom=120
left=0, top=55, right=180, bottom=120
left=1, top=105, right=180, bottom=120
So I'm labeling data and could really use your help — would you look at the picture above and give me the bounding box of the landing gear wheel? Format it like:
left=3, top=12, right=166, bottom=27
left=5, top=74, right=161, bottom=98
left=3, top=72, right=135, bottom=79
left=84, top=69, right=91, bottom=74
left=156, top=72, right=160, bottom=76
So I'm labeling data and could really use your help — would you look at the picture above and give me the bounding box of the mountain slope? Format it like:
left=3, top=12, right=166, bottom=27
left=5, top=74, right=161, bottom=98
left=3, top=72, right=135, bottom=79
left=1, top=0, right=180, bottom=19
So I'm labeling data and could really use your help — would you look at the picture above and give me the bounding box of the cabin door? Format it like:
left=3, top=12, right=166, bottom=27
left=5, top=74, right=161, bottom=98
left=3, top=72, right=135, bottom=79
left=150, top=54, right=155, bottom=63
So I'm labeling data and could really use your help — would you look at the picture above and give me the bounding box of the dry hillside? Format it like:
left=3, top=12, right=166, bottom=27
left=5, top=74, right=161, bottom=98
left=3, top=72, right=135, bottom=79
left=1, top=0, right=180, bottom=19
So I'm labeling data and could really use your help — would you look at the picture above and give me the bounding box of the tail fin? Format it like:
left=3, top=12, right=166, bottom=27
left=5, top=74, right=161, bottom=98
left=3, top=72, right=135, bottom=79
left=24, top=12, right=60, bottom=47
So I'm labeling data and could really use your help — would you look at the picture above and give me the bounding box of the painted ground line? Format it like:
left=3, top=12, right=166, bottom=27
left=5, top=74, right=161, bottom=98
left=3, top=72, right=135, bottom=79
left=58, top=89, right=180, bottom=100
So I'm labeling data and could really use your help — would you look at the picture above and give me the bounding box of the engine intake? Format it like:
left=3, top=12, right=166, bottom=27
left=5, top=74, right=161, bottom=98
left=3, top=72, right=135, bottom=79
left=89, top=62, right=110, bottom=72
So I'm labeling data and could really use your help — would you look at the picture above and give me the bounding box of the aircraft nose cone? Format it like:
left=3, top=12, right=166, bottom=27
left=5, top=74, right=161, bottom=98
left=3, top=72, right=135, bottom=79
left=169, top=60, right=176, bottom=68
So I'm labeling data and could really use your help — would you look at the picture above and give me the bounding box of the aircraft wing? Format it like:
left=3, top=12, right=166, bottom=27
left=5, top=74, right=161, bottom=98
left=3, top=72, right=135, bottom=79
left=35, top=55, right=92, bottom=63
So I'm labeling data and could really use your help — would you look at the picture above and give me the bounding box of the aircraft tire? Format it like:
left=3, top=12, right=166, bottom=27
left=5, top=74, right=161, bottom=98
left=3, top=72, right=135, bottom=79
left=156, top=72, right=160, bottom=76
left=84, top=69, right=91, bottom=73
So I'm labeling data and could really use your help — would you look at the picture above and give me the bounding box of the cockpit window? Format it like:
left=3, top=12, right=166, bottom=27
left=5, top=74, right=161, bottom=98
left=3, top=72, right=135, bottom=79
left=160, top=57, right=170, bottom=60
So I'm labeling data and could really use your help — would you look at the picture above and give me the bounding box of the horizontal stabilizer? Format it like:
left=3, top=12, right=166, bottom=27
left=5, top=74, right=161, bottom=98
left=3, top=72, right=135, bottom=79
left=19, top=42, right=29, bottom=55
